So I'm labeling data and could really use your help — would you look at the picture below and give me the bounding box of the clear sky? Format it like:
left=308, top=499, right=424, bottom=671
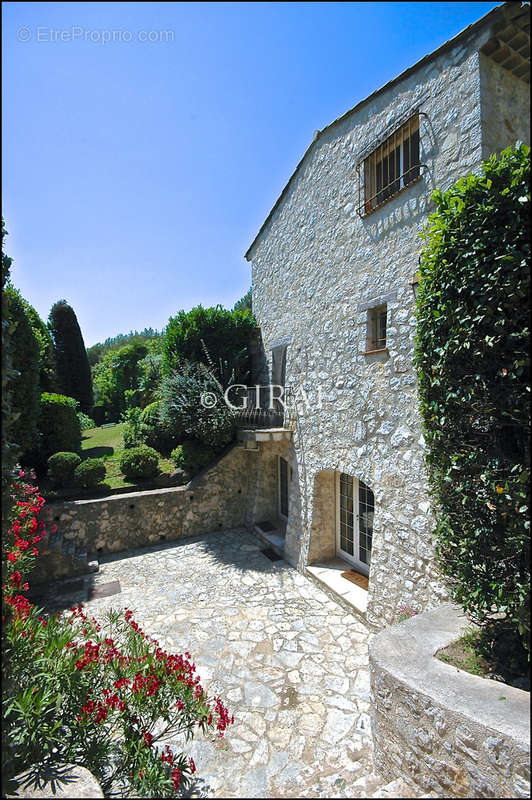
left=2, top=1, right=499, bottom=346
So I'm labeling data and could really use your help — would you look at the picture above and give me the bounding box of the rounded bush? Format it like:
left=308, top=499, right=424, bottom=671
left=47, top=451, right=81, bottom=487
left=74, top=458, right=106, bottom=489
left=171, top=440, right=216, bottom=476
left=119, top=445, right=159, bottom=480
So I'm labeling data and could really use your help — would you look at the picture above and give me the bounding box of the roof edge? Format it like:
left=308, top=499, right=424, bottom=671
left=245, top=1, right=510, bottom=261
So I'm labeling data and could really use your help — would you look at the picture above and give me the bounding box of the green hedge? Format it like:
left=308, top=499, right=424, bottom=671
left=39, top=393, right=82, bottom=461
left=414, top=143, right=530, bottom=654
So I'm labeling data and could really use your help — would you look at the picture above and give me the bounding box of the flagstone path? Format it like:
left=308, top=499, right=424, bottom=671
left=38, top=528, right=418, bottom=798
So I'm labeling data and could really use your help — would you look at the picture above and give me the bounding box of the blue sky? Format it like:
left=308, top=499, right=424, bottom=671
left=3, top=1, right=499, bottom=346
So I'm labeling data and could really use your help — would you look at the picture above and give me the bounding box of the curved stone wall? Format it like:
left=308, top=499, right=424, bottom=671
left=369, top=603, right=530, bottom=798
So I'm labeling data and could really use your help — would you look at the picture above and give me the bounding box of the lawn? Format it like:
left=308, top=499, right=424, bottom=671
left=81, top=423, right=174, bottom=490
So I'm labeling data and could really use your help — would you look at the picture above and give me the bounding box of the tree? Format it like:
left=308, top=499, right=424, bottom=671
left=414, top=143, right=530, bottom=656
left=21, top=301, right=56, bottom=392
left=232, top=288, right=252, bottom=313
left=48, top=300, right=93, bottom=414
left=1, top=220, right=18, bottom=520
left=4, top=286, right=41, bottom=460
left=92, top=342, right=149, bottom=420
left=162, top=305, right=256, bottom=383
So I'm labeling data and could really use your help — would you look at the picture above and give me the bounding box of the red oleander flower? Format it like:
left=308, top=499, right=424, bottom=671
left=7, top=552, right=16, bottom=563
left=10, top=571, right=22, bottom=587
left=171, top=768, right=181, bottom=789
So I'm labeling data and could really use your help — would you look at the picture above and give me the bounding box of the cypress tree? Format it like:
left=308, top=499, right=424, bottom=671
left=48, top=299, right=93, bottom=414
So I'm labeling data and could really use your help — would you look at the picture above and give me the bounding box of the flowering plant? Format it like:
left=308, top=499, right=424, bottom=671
left=2, top=468, right=233, bottom=797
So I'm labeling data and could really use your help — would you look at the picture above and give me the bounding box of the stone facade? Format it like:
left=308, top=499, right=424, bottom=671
left=41, top=441, right=287, bottom=558
left=246, top=5, right=530, bottom=629
left=369, top=604, right=530, bottom=798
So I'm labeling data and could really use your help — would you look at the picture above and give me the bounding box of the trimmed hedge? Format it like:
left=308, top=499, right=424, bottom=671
left=39, top=393, right=82, bottom=462
left=74, top=458, right=106, bottom=489
left=414, top=143, right=530, bottom=654
left=47, top=452, right=81, bottom=486
left=119, top=445, right=159, bottom=481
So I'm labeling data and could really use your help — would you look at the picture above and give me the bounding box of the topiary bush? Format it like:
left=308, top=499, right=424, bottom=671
left=171, top=440, right=217, bottom=476
left=414, top=143, right=530, bottom=657
left=119, top=445, right=159, bottom=481
left=39, top=393, right=82, bottom=461
left=47, top=451, right=81, bottom=487
left=73, top=458, right=106, bottom=489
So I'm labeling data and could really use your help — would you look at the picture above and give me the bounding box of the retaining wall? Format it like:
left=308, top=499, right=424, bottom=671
left=369, top=603, right=530, bottom=798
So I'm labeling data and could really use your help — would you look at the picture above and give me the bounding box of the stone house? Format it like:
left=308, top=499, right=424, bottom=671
left=242, top=2, right=530, bottom=629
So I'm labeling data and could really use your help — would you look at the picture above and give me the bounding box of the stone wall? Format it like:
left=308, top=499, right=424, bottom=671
left=41, top=441, right=284, bottom=557
left=479, top=52, right=531, bottom=159
left=247, top=15, right=529, bottom=628
left=369, top=604, right=530, bottom=798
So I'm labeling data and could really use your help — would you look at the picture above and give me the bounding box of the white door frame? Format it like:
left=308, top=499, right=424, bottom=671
left=335, top=472, right=370, bottom=576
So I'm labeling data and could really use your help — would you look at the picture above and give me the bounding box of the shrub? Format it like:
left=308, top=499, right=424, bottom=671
left=171, top=440, right=217, bottom=476
left=414, top=143, right=530, bottom=655
left=122, top=407, right=149, bottom=449
left=162, top=305, right=255, bottom=382
left=139, top=401, right=177, bottom=454
left=2, top=468, right=234, bottom=798
left=119, top=445, right=159, bottom=481
left=77, top=411, right=95, bottom=431
left=73, top=458, right=106, bottom=489
left=4, top=286, right=41, bottom=460
left=39, top=393, right=82, bottom=461
left=47, top=451, right=81, bottom=486
left=160, top=362, right=236, bottom=450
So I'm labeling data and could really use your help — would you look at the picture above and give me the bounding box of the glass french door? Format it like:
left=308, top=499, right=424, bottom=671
left=336, top=472, right=374, bottom=575
left=278, top=456, right=289, bottom=519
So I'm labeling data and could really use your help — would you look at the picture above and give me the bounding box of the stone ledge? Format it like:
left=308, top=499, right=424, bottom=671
left=369, top=603, right=530, bottom=797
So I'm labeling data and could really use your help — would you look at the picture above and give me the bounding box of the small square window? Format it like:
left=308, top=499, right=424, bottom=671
left=366, top=305, right=387, bottom=352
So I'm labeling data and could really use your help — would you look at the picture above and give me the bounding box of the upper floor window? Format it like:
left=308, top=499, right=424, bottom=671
left=361, top=114, right=420, bottom=215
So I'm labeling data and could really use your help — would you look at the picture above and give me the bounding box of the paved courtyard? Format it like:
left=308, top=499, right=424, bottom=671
left=42, top=529, right=397, bottom=798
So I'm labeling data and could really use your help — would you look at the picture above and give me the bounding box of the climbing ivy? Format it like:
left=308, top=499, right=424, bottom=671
left=414, top=143, right=530, bottom=656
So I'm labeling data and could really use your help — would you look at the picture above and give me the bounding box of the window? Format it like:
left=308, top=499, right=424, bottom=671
left=366, top=305, right=387, bottom=352
left=362, top=114, right=420, bottom=214
left=337, top=473, right=374, bottom=575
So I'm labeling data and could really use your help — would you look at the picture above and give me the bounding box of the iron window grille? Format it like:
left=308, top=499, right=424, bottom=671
left=357, top=113, right=426, bottom=216
left=366, top=305, right=387, bottom=352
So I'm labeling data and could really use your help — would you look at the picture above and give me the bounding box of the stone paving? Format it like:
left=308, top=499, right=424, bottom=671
left=38, top=529, right=416, bottom=798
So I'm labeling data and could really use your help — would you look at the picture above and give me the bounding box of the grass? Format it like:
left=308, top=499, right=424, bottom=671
left=436, top=625, right=530, bottom=691
left=42, top=423, right=175, bottom=498
left=81, top=424, right=174, bottom=490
